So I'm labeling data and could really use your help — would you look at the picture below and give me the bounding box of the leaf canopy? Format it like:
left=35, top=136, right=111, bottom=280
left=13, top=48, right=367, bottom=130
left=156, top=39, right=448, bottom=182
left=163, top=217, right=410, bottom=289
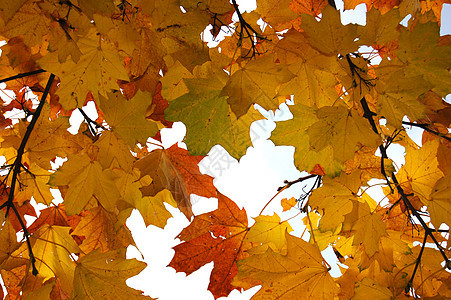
left=0, top=0, right=449, bottom=299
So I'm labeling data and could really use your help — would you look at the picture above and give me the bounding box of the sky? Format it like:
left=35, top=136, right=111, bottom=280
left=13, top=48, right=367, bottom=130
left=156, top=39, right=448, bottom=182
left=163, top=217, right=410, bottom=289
left=0, top=0, right=449, bottom=299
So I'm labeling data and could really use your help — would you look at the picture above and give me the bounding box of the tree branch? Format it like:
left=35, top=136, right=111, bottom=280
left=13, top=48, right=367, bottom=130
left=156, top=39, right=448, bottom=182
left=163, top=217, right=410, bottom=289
left=0, top=70, right=46, bottom=84
left=402, top=121, right=451, bottom=142
left=359, top=95, right=450, bottom=294
left=360, top=97, right=393, bottom=192
left=230, top=0, right=267, bottom=58
left=1, top=73, right=55, bottom=276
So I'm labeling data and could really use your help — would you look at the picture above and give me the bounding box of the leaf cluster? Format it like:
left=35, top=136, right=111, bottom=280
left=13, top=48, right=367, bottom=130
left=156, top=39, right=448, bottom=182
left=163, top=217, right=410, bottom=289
left=0, top=0, right=449, bottom=299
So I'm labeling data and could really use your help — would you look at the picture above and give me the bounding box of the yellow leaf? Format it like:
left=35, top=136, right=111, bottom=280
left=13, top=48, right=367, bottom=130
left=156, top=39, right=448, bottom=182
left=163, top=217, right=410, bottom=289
left=0, top=2, right=50, bottom=47
left=351, top=202, right=387, bottom=257
left=38, top=30, right=129, bottom=109
left=256, top=0, right=298, bottom=30
left=234, top=233, right=339, bottom=299
left=354, top=277, right=393, bottom=300
left=135, top=190, right=177, bottom=228
left=50, top=154, right=120, bottom=215
left=397, top=139, right=444, bottom=203
left=22, top=282, right=55, bottom=300
left=309, top=171, right=360, bottom=232
left=95, top=131, right=136, bottom=172
left=428, top=174, right=451, bottom=228
left=71, top=206, right=134, bottom=253
left=73, top=248, right=148, bottom=299
left=25, top=105, right=92, bottom=170
left=376, top=71, right=430, bottom=127
left=32, top=225, right=80, bottom=293
left=0, top=220, right=20, bottom=266
left=275, top=29, right=343, bottom=108
left=301, top=6, right=359, bottom=56
left=222, top=55, right=294, bottom=117
left=357, top=8, right=402, bottom=46
left=99, top=91, right=159, bottom=147
left=246, top=214, right=293, bottom=251
left=15, top=163, right=53, bottom=205
left=271, top=103, right=343, bottom=177
left=308, top=106, right=381, bottom=162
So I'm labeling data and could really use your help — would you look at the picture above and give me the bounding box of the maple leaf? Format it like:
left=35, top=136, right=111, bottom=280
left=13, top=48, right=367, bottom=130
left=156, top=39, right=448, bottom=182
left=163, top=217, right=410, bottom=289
left=245, top=214, right=293, bottom=252
left=271, top=103, right=343, bottom=177
left=375, top=71, right=431, bottom=127
left=281, top=197, right=297, bottom=211
left=30, top=225, right=80, bottom=293
left=73, top=248, right=148, bottom=299
left=27, top=204, right=78, bottom=234
left=256, top=0, right=298, bottom=31
left=357, top=8, right=402, bottom=46
left=275, top=30, right=343, bottom=108
left=24, top=105, right=92, bottom=170
left=290, top=0, right=328, bottom=16
left=0, top=2, right=50, bottom=47
left=99, top=90, right=159, bottom=147
left=38, top=29, right=129, bottom=109
left=222, top=55, right=294, bottom=118
left=134, top=190, right=177, bottom=229
left=354, top=277, right=393, bottom=299
left=0, top=220, right=21, bottom=266
left=301, top=6, right=359, bottom=56
left=15, top=163, right=53, bottom=205
left=309, top=171, right=360, bottom=232
left=71, top=206, right=135, bottom=253
left=344, top=146, right=394, bottom=183
left=428, top=174, right=451, bottom=228
left=307, top=105, right=381, bottom=162
left=49, top=153, right=121, bottom=215
left=351, top=202, right=387, bottom=256
left=396, top=22, right=451, bottom=96
left=95, top=131, right=136, bottom=172
left=170, top=192, right=249, bottom=298
left=135, top=144, right=216, bottom=218
left=234, top=232, right=339, bottom=299
left=397, top=139, right=444, bottom=204
left=165, top=62, right=264, bottom=158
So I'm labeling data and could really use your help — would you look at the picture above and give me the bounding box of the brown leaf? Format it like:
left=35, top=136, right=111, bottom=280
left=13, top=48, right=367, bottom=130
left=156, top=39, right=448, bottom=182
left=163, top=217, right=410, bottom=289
left=135, top=144, right=216, bottom=218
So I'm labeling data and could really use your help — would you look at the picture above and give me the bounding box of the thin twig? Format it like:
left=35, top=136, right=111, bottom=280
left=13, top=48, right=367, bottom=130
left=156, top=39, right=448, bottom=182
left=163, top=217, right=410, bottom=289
left=78, top=107, right=106, bottom=136
left=277, top=174, right=318, bottom=191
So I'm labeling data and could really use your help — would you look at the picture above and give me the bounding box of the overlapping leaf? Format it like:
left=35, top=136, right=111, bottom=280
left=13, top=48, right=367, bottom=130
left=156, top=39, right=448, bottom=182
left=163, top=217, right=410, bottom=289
left=135, top=144, right=216, bottom=218
left=73, top=248, right=148, bottom=299
left=234, top=233, right=339, bottom=299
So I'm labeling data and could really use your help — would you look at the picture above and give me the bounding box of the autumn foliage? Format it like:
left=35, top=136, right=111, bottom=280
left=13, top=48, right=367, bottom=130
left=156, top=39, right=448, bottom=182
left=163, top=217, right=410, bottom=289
left=0, top=0, right=450, bottom=299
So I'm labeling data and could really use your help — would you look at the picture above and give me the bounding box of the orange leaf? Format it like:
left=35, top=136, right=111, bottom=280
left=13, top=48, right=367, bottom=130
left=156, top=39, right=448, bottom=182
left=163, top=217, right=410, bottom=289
left=169, top=192, right=249, bottom=298
left=281, top=197, right=297, bottom=211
